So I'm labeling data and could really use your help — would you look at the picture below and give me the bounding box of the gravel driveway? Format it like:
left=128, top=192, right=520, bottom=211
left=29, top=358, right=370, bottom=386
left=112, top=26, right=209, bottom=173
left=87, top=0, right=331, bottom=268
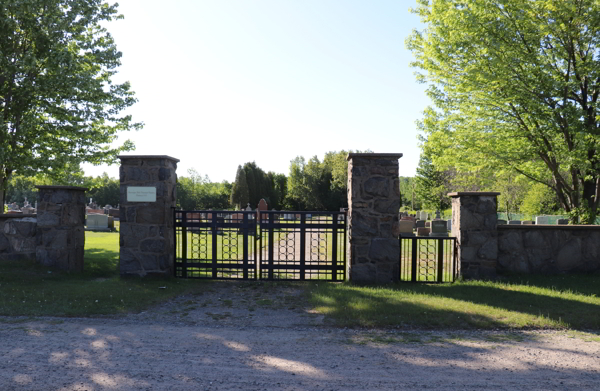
left=1, top=282, right=599, bottom=391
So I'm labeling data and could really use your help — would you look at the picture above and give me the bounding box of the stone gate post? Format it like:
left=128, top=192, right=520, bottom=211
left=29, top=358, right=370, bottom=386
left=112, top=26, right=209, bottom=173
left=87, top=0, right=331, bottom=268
left=448, top=192, right=500, bottom=279
left=119, top=155, right=179, bottom=277
left=36, top=186, right=87, bottom=271
left=347, top=153, right=403, bottom=283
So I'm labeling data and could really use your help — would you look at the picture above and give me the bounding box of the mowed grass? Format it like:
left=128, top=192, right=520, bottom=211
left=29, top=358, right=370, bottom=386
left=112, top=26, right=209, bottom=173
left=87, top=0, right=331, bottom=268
left=308, top=274, right=600, bottom=330
left=0, top=230, right=207, bottom=317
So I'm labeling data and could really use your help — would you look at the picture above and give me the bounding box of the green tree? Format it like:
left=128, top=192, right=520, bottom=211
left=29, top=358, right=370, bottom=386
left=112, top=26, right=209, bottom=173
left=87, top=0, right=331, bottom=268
left=399, top=177, right=417, bottom=210
left=0, top=0, right=141, bottom=207
left=407, top=0, right=600, bottom=223
left=178, top=169, right=231, bottom=210
left=85, top=173, right=119, bottom=207
left=230, top=166, right=249, bottom=209
left=414, top=153, right=451, bottom=211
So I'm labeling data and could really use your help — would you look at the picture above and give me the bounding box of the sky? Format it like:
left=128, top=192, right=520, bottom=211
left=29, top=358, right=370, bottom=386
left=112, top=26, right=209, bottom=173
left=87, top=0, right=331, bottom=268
left=82, top=0, right=430, bottom=182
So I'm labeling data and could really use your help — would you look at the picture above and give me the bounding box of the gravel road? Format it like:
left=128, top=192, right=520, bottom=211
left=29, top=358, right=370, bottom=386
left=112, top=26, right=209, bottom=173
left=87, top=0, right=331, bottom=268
left=1, top=283, right=599, bottom=391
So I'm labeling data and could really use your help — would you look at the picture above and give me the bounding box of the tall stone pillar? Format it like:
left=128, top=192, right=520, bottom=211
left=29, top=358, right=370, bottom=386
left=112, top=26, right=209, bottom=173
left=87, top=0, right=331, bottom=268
left=119, top=155, right=179, bottom=277
left=448, top=192, right=500, bottom=279
left=347, top=153, right=403, bottom=283
left=36, top=186, right=87, bottom=272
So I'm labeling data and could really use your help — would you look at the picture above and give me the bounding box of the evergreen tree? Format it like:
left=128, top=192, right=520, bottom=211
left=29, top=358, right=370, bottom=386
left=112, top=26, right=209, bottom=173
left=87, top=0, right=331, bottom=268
left=230, top=166, right=249, bottom=209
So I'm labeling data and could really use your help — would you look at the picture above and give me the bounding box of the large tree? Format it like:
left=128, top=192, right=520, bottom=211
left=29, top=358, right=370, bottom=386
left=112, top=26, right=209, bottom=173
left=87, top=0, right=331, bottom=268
left=0, top=0, right=140, bottom=207
left=408, top=0, right=600, bottom=223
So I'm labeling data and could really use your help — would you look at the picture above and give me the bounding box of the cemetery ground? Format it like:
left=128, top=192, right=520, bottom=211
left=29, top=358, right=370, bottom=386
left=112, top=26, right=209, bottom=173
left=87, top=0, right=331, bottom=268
left=0, top=230, right=599, bottom=389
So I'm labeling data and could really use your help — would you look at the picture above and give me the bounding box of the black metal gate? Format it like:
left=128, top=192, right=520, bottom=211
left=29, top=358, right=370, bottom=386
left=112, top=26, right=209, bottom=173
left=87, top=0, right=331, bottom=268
left=174, top=210, right=257, bottom=279
left=259, top=211, right=346, bottom=281
left=399, top=236, right=457, bottom=282
left=174, top=210, right=346, bottom=281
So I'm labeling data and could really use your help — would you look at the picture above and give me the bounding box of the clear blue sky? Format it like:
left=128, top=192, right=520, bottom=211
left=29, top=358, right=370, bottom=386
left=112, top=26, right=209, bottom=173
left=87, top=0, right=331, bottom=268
left=82, top=0, right=429, bottom=181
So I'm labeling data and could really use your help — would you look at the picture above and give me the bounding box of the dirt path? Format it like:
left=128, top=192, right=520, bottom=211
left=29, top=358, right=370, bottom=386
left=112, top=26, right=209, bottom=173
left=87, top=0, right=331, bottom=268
left=1, top=282, right=599, bottom=391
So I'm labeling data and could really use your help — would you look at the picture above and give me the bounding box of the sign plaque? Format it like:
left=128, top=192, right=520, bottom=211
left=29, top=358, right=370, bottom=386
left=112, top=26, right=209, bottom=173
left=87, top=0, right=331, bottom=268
left=127, top=186, right=156, bottom=202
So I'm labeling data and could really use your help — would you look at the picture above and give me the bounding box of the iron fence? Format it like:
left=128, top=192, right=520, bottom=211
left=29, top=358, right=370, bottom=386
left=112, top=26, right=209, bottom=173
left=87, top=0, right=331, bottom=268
left=399, top=236, right=457, bottom=282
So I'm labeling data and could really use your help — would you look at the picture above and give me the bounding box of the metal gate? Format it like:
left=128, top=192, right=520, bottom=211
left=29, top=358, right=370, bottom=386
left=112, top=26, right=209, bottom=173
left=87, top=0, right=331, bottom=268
left=399, top=236, right=457, bottom=282
left=174, top=210, right=257, bottom=279
left=174, top=210, right=346, bottom=281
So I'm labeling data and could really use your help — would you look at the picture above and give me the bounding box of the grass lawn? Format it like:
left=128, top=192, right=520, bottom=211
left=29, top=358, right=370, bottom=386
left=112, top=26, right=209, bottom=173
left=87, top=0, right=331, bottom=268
left=0, top=230, right=208, bottom=317
left=307, top=274, right=600, bottom=330
left=1, top=229, right=599, bottom=332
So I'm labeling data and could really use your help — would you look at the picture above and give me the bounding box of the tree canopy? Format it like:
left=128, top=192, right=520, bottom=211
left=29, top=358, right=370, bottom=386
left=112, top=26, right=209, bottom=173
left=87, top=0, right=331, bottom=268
left=407, top=0, right=600, bottom=223
left=0, top=0, right=140, bottom=206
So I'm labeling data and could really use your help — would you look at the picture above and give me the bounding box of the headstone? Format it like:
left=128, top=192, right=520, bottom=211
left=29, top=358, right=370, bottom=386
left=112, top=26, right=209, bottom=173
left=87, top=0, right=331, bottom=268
left=415, top=220, right=425, bottom=228
left=429, top=220, right=448, bottom=237
left=416, top=227, right=430, bottom=236
left=257, top=199, right=268, bottom=212
left=245, top=203, right=252, bottom=211
left=557, top=219, right=569, bottom=225
left=21, top=206, right=34, bottom=215
left=535, top=216, right=551, bottom=225
left=425, top=221, right=431, bottom=228
left=508, top=220, right=521, bottom=225
left=497, top=219, right=507, bottom=225
left=521, top=221, right=535, bottom=225
left=401, top=216, right=415, bottom=228
left=108, top=208, right=120, bottom=218
left=397, top=220, right=414, bottom=237
left=435, top=210, right=441, bottom=220
left=86, top=214, right=109, bottom=230
left=447, top=219, right=452, bottom=232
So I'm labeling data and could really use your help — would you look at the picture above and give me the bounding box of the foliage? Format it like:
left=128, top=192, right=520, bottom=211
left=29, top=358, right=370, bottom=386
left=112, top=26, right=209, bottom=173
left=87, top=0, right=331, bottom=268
left=399, top=177, right=416, bottom=210
left=230, top=165, right=249, bottom=209
left=85, top=173, right=119, bottom=207
left=407, top=0, right=600, bottom=224
left=0, top=0, right=141, bottom=207
left=177, top=169, right=231, bottom=210
left=520, top=182, right=560, bottom=217
left=414, top=153, right=451, bottom=211
left=495, top=172, right=529, bottom=219
left=285, top=151, right=349, bottom=211
left=229, top=162, right=286, bottom=210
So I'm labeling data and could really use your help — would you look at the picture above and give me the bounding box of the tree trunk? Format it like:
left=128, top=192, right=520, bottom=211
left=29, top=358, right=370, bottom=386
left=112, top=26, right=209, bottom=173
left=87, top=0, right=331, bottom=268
left=0, top=174, right=5, bottom=212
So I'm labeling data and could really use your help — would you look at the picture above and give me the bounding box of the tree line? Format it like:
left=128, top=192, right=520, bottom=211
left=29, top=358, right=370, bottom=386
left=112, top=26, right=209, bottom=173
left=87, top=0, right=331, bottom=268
left=3, top=150, right=359, bottom=212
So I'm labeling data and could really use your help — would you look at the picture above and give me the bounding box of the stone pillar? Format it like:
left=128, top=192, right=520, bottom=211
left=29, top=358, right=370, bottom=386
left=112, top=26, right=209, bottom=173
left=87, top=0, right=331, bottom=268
left=347, top=153, right=403, bottom=283
left=119, top=155, right=178, bottom=277
left=448, top=192, right=500, bottom=279
left=36, top=186, right=87, bottom=272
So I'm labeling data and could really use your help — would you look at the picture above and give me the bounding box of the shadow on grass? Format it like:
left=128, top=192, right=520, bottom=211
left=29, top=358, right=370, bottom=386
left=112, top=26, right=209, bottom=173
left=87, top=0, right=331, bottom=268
left=308, top=274, right=600, bottom=330
left=83, top=247, right=119, bottom=277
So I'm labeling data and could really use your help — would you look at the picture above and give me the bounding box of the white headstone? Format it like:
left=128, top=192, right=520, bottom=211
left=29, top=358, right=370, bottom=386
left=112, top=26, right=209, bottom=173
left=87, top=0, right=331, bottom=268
left=535, top=216, right=550, bottom=225
left=86, top=214, right=109, bottom=229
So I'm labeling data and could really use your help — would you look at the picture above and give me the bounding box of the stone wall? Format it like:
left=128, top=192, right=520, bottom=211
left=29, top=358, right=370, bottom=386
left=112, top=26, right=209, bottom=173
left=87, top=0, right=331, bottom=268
left=498, top=225, right=600, bottom=274
left=0, top=214, right=37, bottom=261
left=347, top=153, right=403, bottom=283
left=119, top=155, right=178, bottom=277
left=449, top=192, right=500, bottom=279
left=36, top=186, right=87, bottom=272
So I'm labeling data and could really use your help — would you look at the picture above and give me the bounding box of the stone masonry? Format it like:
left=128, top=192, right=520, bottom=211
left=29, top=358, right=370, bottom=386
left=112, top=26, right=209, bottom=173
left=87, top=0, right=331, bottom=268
left=0, top=214, right=37, bottom=261
left=36, top=186, right=87, bottom=272
left=449, top=192, right=500, bottom=279
left=498, top=225, right=600, bottom=274
left=347, top=153, right=403, bottom=283
left=119, top=155, right=178, bottom=277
